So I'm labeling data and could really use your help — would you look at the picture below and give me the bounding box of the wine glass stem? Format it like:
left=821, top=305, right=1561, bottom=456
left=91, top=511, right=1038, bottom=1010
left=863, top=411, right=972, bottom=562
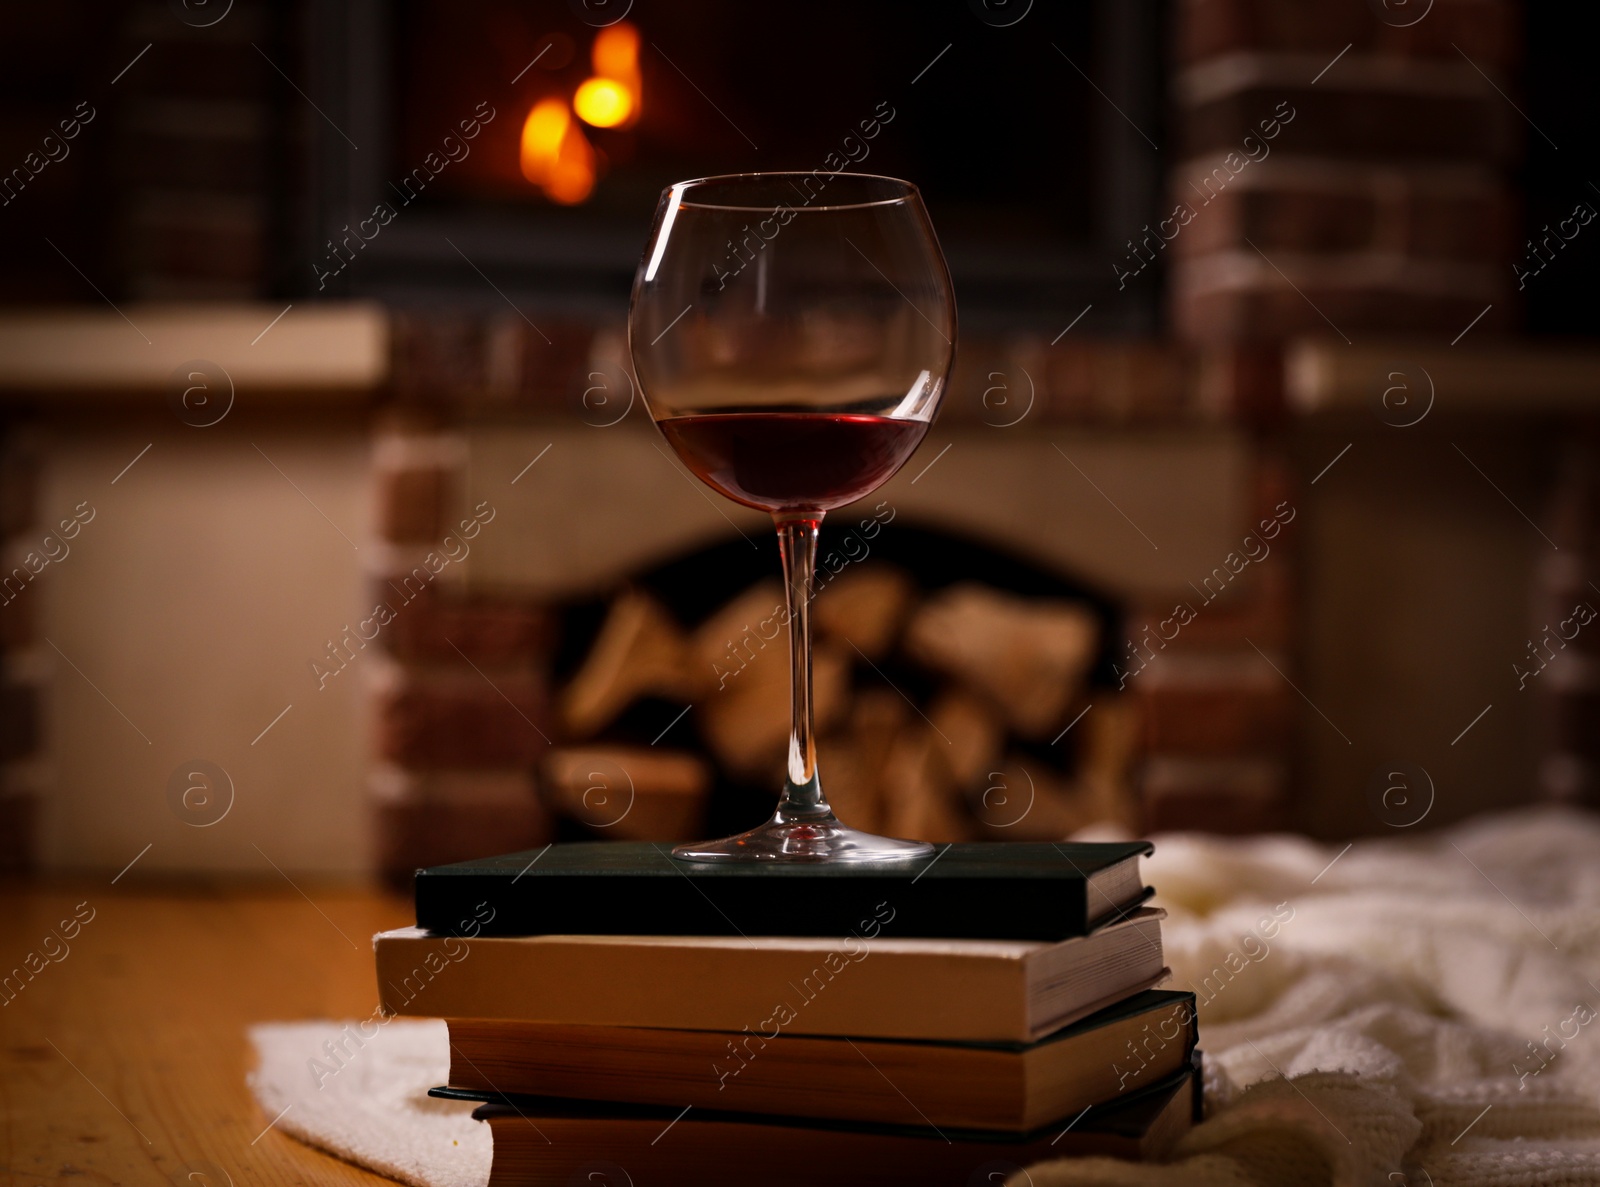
left=775, top=513, right=829, bottom=818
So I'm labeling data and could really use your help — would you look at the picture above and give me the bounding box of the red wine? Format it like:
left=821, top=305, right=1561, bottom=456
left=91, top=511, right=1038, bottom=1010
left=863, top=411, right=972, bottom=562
left=658, top=412, right=930, bottom=514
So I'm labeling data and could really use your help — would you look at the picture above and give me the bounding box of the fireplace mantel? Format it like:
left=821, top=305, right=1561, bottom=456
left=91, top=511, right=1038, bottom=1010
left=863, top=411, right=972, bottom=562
left=2, top=302, right=1593, bottom=875
left=0, top=304, right=387, bottom=399
left=4, top=306, right=1598, bottom=426
left=1288, top=338, right=1600, bottom=414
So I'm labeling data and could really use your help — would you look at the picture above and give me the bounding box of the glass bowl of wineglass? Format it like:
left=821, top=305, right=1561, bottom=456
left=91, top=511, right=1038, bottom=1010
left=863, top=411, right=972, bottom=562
left=629, top=172, right=957, bottom=863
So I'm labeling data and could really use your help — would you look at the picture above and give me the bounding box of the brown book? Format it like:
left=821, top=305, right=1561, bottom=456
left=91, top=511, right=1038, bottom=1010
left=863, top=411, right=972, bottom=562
left=375, top=908, right=1166, bottom=1043
left=446, top=989, right=1197, bottom=1132
left=451, top=1066, right=1199, bottom=1187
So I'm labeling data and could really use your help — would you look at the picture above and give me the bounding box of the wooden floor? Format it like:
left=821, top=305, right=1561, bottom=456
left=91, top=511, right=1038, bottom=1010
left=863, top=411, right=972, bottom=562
left=0, top=882, right=413, bottom=1185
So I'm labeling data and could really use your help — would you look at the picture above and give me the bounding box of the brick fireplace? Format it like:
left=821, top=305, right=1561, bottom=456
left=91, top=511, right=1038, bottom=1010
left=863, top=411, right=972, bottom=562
left=354, top=312, right=1295, bottom=882
left=2, top=0, right=1597, bottom=879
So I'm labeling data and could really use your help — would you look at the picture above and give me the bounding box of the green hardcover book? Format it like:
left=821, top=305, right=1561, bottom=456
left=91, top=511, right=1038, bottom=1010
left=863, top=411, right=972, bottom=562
left=435, top=1065, right=1201, bottom=1187
left=414, top=840, right=1153, bottom=941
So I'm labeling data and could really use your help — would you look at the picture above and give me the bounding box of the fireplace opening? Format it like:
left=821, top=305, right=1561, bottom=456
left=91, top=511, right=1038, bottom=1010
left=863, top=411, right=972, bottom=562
left=538, top=518, right=1130, bottom=845
left=310, top=0, right=1164, bottom=332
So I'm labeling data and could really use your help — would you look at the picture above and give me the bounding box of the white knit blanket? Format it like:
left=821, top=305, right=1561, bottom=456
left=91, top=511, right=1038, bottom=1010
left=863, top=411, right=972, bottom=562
left=247, top=808, right=1600, bottom=1187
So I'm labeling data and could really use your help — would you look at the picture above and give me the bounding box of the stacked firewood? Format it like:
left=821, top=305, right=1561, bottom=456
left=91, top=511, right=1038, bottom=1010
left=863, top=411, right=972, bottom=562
left=539, top=561, right=1140, bottom=844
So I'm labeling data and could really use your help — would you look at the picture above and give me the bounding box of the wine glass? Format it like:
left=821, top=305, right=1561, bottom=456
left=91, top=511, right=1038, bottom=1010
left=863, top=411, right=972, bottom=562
left=629, top=172, right=956, bottom=863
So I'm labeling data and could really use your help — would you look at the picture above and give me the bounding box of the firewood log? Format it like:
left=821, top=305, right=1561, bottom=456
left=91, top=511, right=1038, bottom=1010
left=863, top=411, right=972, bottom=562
left=690, top=580, right=788, bottom=685
left=815, top=688, right=907, bottom=833
left=560, top=589, right=705, bottom=739
left=816, top=743, right=879, bottom=834
left=961, top=693, right=1140, bottom=839
left=1076, top=695, right=1142, bottom=832
left=904, top=584, right=1098, bottom=738
left=880, top=723, right=971, bottom=843
left=542, top=745, right=708, bottom=841
left=927, top=687, right=1006, bottom=789
left=813, top=564, right=916, bottom=660
left=697, top=637, right=851, bottom=780
left=966, top=755, right=1091, bottom=841
left=847, top=687, right=909, bottom=795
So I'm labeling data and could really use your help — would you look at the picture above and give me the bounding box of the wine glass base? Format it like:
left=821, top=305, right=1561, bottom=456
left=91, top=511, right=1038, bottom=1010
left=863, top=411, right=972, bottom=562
left=672, top=816, right=935, bottom=864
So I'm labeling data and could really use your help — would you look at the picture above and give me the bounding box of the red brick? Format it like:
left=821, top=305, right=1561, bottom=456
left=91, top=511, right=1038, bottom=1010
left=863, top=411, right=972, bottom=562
left=1138, top=681, right=1292, bottom=756
left=541, top=747, right=710, bottom=842
left=1040, top=341, right=1194, bottom=423
left=1183, top=88, right=1511, bottom=164
left=374, top=669, right=553, bottom=768
left=391, top=313, right=492, bottom=405
left=932, top=336, right=1209, bottom=427
left=375, top=406, right=451, bottom=436
left=127, top=217, right=264, bottom=287
left=0, top=447, right=38, bottom=537
left=1252, top=453, right=1298, bottom=527
left=1176, top=0, right=1518, bottom=69
left=0, top=682, right=39, bottom=761
left=1134, top=566, right=1295, bottom=651
left=137, top=42, right=273, bottom=101
left=390, top=314, right=595, bottom=413
left=126, top=133, right=269, bottom=192
left=941, top=339, right=1011, bottom=425
left=378, top=588, right=555, bottom=665
left=1142, top=784, right=1288, bottom=833
left=375, top=465, right=450, bottom=543
left=0, top=588, right=34, bottom=649
left=1172, top=276, right=1513, bottom=342
left=1140, top=754, right=1288, bottom=832
left=372, top=791, right=555, bottom=890
left=1176, top=0, right=1374, bottom=63
left=1168, top=189, right=1240, bottom=260
left=1195, top=342, right=1286, bottom=424
left=1551, top=690, right=1600, bottom=761
left=1179, top=188, right=1378, bottom=259
left=519, top=320, right=599, bottom=412
left=0, top=794, right=36, bottom=872
left=1403, top=190, right=1514, bottom=262
left=1377, top=2, right=1521, bottom=69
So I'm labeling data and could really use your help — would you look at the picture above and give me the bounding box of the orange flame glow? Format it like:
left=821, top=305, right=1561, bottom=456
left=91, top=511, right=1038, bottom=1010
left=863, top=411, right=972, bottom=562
left=519, top=97, right=596, bottom=205
left=577, top=22, right=641, bottom=130
left=574, top=77, right=633, bottom=128
left=592, top=24, right=640, bottom=87
left=520, top=21, right=639, bottom=203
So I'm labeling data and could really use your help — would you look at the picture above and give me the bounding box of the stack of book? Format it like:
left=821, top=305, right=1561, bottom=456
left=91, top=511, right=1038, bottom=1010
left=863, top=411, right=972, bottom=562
left=375, top=841, right=1199, bottom=1187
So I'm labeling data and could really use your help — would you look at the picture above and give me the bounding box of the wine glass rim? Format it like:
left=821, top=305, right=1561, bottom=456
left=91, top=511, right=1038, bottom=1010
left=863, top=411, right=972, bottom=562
left=667, top=171, right=922, bottom=212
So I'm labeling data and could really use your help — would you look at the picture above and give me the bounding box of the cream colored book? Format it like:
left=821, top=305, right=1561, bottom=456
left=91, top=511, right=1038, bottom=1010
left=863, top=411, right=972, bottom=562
left=374, top=908, right=1166, bottom=1043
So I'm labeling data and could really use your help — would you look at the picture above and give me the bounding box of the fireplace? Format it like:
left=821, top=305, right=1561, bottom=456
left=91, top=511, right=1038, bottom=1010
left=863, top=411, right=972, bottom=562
left=363, top=384, right=1280, bottom=883
left=306, top=0, right=1165, bottom=332
left=2, top=0, right=1585, bottom=883
left=531, top=520, right=1129, bottom=846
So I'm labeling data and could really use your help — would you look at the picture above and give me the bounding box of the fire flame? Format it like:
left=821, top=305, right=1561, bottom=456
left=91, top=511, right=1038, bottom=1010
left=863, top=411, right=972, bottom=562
left=592, top=23, right=640, bottom=84
left=582, top=24, right=641, bottom=128
left=520, top=21, right=640, bottom=202
left=519, top=97, right=596, bottom=205
left=573, top=77, right=633, bottom=128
